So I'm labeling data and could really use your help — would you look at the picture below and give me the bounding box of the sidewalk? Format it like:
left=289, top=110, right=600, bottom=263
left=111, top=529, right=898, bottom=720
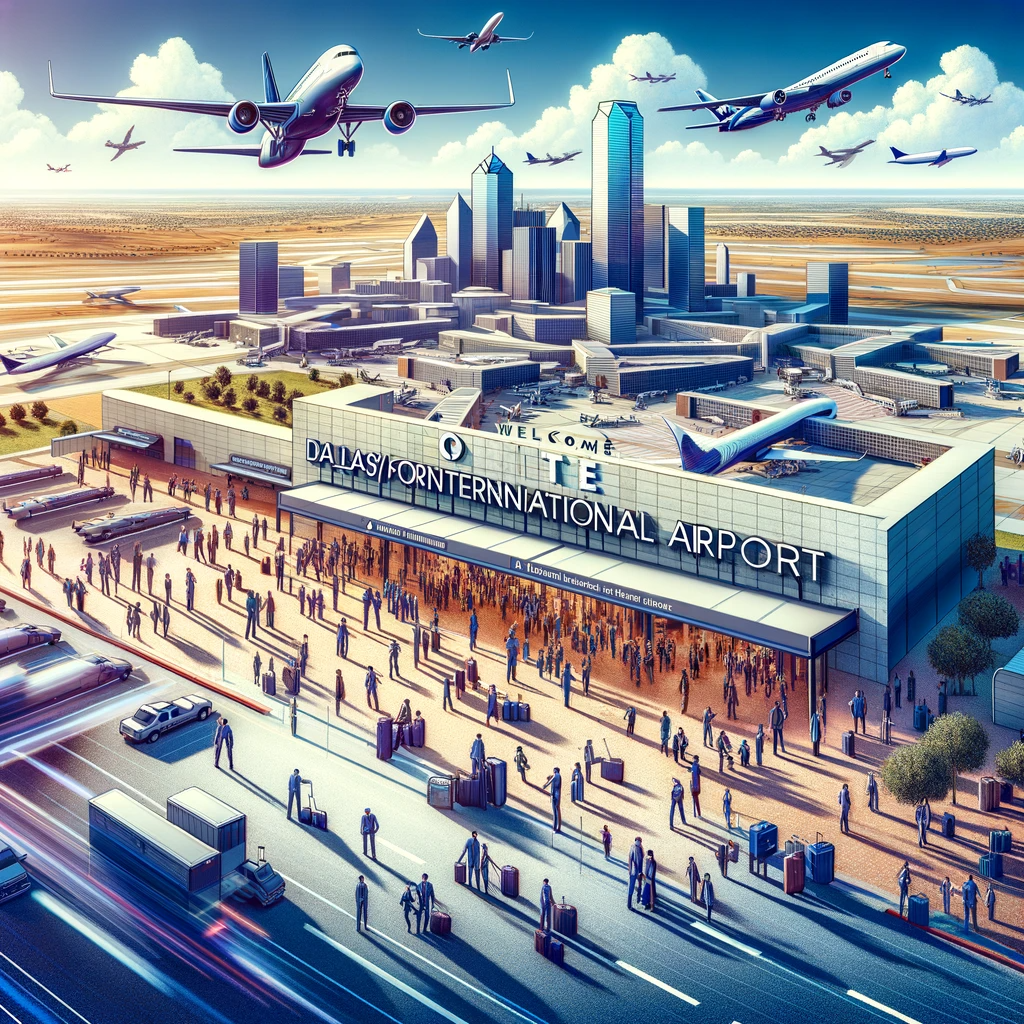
left=4, top=446, right=1024, bottom=957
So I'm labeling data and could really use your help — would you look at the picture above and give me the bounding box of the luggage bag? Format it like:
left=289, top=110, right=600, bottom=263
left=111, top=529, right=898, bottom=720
left=486, top=757, right=507, bottom=807
left=501, top=865, right=519, bottom=898
left=941, top=812, right=955, bottom=838
left=466, top=658, right=478, bottom=684
left=376, top=715, right=393, bottom=761
left=430, top=911, right=451, bottom=935
left=842, top=730, right=856, bottom=757
left=552, top=901, right=577, bottom=937
left=990, top=829, right=1012, bottom=853
left=979, top=777, right=1001, bottom=812
left=547, top=939, right=564, bottom=967
left=807, top=831, right=835, bottom=884
left=749, top=821, right=779, bottom=859
left=908, top=893, right=929, bottom=927
left=980, top=852, right=1004, bottom=878
left=411, top=717, right=425, bottom=747
left=261, top=672, right=276, bottom=696
left=784, top=851, right=805, bottom=895
left=454, top=862, right=467, bottom=885
left=427, top=774, right=454, bottom=810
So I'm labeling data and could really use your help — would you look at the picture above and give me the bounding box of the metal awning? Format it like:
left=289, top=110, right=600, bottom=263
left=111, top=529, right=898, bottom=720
left=279, top=482, right=858, bottom=659
left=210, top=463, right=291, bottom=487
left=93, top=429, right=161, bottom=450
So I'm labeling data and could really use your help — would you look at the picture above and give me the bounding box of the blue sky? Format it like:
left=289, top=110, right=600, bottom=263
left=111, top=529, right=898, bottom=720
left=2, top=0, right=1022, bottom=187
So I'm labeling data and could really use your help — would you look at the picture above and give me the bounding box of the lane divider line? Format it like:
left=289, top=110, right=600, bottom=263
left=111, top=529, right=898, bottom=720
left=615, top=960, right=700, bottom=1007
left=847, top=990, right=923, bottom=1024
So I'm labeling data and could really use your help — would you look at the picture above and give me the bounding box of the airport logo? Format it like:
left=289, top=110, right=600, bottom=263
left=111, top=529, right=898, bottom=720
left=439, top=432, right=466, bottom=463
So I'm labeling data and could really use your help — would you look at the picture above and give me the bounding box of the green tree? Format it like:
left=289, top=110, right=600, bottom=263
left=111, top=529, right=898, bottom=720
left=30, top=401, right=48, bottom=420
left=214, top=365, right=233, bottom=387
left=965, top=533, right=996, bottom=590
left=995, top=741, right=1024, bottom=792
left=57, top=419, right=78, bottom=437
left=272, top=405, right=288, bottom=423
left=922, top=712, right=990, bottom=807
left=959, top=590, right=1020, bottom=655
left=927, top=624, right=989, bottom=695
left=308, top=367, right=320, bottom=382
left=9, top=404, right=26, bottom=424
left=0, top=411, right=7, bottom=429
left=222, top=387, right=237, bottom=407
left=183, top=391, right=196, bottom=404
left=287, top=388, right=304, bottom=408
left=257, top=380, right=271, bottom=399
left=271, top=379, right=286, bottom=403
left=173, top=380, right=185, bottom=394
left=880, top=742, right=951, bottom=811
left=202, top=381, right=221, bottom=401
left=246, top=374, right=260, bottom=393
left=242, top=396, right=259, bottom=413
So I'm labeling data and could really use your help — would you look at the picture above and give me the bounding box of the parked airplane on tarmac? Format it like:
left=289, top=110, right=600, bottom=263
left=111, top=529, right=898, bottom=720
left=49, top=47, right=515, bottom=166
left=85, top=286, right=140, bottom=304
left=630, top=72, right=676, bottom=83
left=105, top=125, right=146, bottom=161
left=524, top=150, right=581, bottom=165
left=817, top=139, right=875, bottom=167
left=659, top=41, right=906, bottom=131
left=888, top=145, right=977, bottom=167
left=418, top=12, right=533, bottom=51
left=941, top=89, right=992, bottom=106
left=0, top=332, right=117, bottom=376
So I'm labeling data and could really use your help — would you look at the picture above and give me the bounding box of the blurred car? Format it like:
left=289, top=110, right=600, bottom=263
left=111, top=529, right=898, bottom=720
left=77, top=506, right=192, bottom=543
left=120, top=694, right=213, bottom=744
left=0, top=624, right=61, bottom=658
left=74, top=653, right=133, bottom=686
left=0, top=844, right=30, bottom=904
left=234, top=858, right=286, bottom=906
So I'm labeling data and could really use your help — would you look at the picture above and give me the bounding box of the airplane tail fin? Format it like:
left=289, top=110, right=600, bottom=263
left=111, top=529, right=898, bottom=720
left=661, top=417, right=718, bottom=473
left=889, top=146, right=906, bottom=160
left=819, top=146, right=830, bottom=155
left=0, top=353, right=24, bottom=373
left=695, top=89, right=733, bottom=122
left=955, top=89, right=964, bottom=100
left=48, top=334, right=69, bottom=349
left=263, top=52, right=280, bottom=103
left=526, top=152, right=537, bottom=162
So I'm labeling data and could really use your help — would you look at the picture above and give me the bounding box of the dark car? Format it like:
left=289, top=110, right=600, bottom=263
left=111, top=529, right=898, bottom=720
left=234, top=859, right=286, bottom=906
left=0, top=624, right=61, bottom=657
left=0, top=845, right=30, bottom=904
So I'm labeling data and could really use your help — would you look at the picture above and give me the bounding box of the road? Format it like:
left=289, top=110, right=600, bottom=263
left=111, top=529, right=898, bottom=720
left=0, top=602, right=1021, bottom=1024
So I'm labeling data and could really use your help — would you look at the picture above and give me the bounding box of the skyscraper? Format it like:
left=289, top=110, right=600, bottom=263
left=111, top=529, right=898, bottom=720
left=737, top=272, right=756, bottom=297
left=404, top=214, right=438, bottom=280
left=666, top=207, right=706, bottom=313
left=416, top=256, right=456, bottom=287
left=592, top=101, right=644, bottom=321
left=806, top=262, right=849, bottom=324
left=513, top=209, right=547, bottom=227
left=278, top=266, right=305, bottom=299
left=316, top=262, right=351, bottom=295
left=239, top=241, right=279, bottom=315
left=716, top=243, right=730, bottom=285
left=587, top=288, right=636, bottom=344
left=560, top=240, right=593, bottom=303
left=472, top=150, right=513, bottom=290
left=643, top=204, right=668, bottom=295
left=547, top=202, right=580, bottom=244
left=446, top=194, right=473, bottom=292
left=511, top=226, right=557, bottom=304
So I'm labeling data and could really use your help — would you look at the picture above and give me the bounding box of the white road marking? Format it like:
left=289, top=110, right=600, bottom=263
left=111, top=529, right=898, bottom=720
left=377, top=838, right=426, bottom=864
left=307, top=925, right=470, bottom=1024
left=615, top=960, right=700, bottom=1007
left=0, top=949, right=93, bottom=1024
left=847, top=990, right=923, bottom=1024
left=691, top=921, right=763, bottom=957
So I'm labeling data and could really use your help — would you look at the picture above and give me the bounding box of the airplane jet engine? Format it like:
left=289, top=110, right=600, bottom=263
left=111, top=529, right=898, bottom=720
left=227, top=100, right=260, bottom=133
left=383, top=101, right=417, bottom=135
left=827, top=89, right=852, bottom=109
left=759, top=89, right=787, bottom=111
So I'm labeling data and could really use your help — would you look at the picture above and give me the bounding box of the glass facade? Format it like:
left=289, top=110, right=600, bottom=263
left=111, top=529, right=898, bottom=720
left=511, top=226, right=557, bottom=303
left=238, top=241, right=278, bottom=315
left=559, top=241, right=592, bottom=303
left=471, top=151, right=513, bottom=290
left=667, top=207, right=706, bottom=313
left=446, top=194, right=473, bottom=292
left=806, top=262, right=849, bottom=325
left=173, top=437, right=195, bottom=469
left=403, top=214, right=438, bottom=280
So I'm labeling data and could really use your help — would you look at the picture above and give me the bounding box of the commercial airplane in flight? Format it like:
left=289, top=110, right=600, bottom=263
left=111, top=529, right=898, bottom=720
left=0, top=332, right=117, bottom=376
left=817, top=139, right=875, bottom=168
left=46, top=163, right=71, bottom=173
left=85, top=286, right=140, bottom=304
left=662, top=398, right=855, bottom=475
left=941, top=89, right=992, bottom=106
left=105, top=125, right=146, bottom=161
left=524, top=150, right=581, bottom=165
left=418, top=12, right=533, bottom=52
left=888, top=145, right=977, bottom=167
left=49, top=48, right=515, bottom=166
left=630, top=72, right=676, bottom=84
left=659, top=41, right=906, bottom=131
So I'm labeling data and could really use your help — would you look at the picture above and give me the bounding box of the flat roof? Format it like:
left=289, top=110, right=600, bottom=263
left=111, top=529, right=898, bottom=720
left=280, top=482, right=857, bottom=658
left=167, top=787, right=245, bottom=827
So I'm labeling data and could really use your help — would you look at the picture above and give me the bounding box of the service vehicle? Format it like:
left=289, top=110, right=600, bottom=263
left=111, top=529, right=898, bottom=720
left=0, top=624, right=61, bottom=657
left=120, top=694, right=213, bottom=743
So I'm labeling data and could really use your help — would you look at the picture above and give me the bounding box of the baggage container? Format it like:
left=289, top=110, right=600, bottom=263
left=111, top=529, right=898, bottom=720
left=261, top=556, right=271, bottom=575
left=913, top=704, right=928, bottom=732
left=979, top=852, right=1004, bottom=878
left=979, top=777, right=1001, bottom=812
left=410, top=717, right=425, bottom=747
left=501, top=865, right=519, bottom=898
left=535, top=929, right=549, bottom=955
left=455, top=772, right=486, bottom=809
left=166, top=788, right=247, bottom=874
left=842, top=731, right=855, bottom=757
left=454, top=862, right=467, bottom=885
left=784, top=851, right=805, bottom=895
left=990, top=829, right=1012, bottom=854
left=427, top=775, right=454, bottom=810
left=502, top=699, right=517, bottom=722
left=807, top=832, right=835, bottom=884
left=466, top=658, right=478, bottom=684
left=430, top=910, right=451, bottom=935
left=431, top=631, right=441, bottom=652
left=908, top=893, right=929, bottom=928
left=547, top=939, right=564, bottom=967
left=283, top=666, right=298, bottom=696
left=299, top=786, right=327, bottom=830
left=941, top=812, right=955, bottom=838
left=601, top=758, right=624, bottom=783
left=486, top=757, right=507, bottom=807
left=552, top=901, right=577, bottom=937
left=261, top=672, right=276, bottom=696
left=455, top=669, right=466, bottom=691
left=376, top=716, right=393, bottom=761
left=748, top=821, right=779, bottom=860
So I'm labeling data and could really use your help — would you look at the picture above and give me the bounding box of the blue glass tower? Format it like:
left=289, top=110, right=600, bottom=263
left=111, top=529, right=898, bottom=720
left=239, top=241, right=278, bottom=315
left=591, top=101, right=644, bottom=322
left=446, top=193, right=473, bottom=292
left=471, top=150, right=513, bottom=290
left=667, top=207, right=706, bottom=313
left=511, top=226, right=557, bottom=304
left=559, top=240, right=592, bottom=303
left=806, top=262, right=849, bottom=324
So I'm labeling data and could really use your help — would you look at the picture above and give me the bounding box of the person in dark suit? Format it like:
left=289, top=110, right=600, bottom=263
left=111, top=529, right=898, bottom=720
left=543, top=768, right=562, bottom=832
left=642, top=850, right=658, bottom=910
left=690, top=757, right=702, bottom=817
left=670, top=778, right=686, bottom=830
left=355, top=875, right=369, bottom=931
left=897, top=861, right=912, bottom=918
left=418, top=874, right=436, bottom=932
left=457, top=831, right=481, bottom=889
left=360, top=808, right=380, bottom=859
left=400, top=884, right=420, bottom=933
left=286, top=769, right=308, bottom=821
left=961, top=874, right=979, bottom=932
left=539, top=878, right=553, bottom=931
left=915, top=801, right=929, bottom=847
left=686, top=856, right=701, bottom=904
left=627, top=837, right=644, bottom=910
left=699, top=873, right=715, bottom=923
left=442, top=675, right=454, bottom=712
left=623, top=706, right=636, bottom=736
left=214, top=717, right=234, bottom=770
left=769, top=702, right=786, bottom=754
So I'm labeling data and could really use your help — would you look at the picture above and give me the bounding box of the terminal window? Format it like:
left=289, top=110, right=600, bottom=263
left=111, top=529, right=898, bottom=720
left=174, top=437, right=196, bottom=470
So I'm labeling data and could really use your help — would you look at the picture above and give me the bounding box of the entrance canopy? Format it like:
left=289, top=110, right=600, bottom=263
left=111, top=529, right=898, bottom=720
left=211, top=463, right=291, bottom=487
left=280, top=483, right=858, bottom=659
left=93, top=426, right=163, bottom=452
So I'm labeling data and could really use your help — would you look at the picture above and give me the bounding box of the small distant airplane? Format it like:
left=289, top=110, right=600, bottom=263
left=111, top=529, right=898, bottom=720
left=0, top=332, right=117, bottom=376
left=888, top=145, right=977, bottom=168
left=630, top=72, right=676, bottom=84
left=524, top=150, right=581, bottom=166
left=659, top=40, right=906, bottom=130
left=84, top=286, right=141, bottom=304
left=499, top=401, right=522, bottom=420
left=418, top=12, right=533, bottom=52
left=817, top=139, right=875, bottom=168
left=46, top=163, right=71, bottom=173
left=105, top=125, right=146, bottom=161
left=941, top=89, right=992, bottom=107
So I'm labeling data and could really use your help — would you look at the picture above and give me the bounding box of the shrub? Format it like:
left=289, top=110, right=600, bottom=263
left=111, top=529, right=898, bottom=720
left=57, top=419, right=78, bottom=437
left=880, top=742, right=950, bottom=809
left=995, top=741, right=1024, bottom=790
left=9, top=404, right=26, bottom=423
left=922, top=712, right=990, bottom=807
left=257, top=380, right=271, bottom=399
left=272, top=405, right=288, bottom=422
left=173, top=380, right=185, bottom=394
left=308, top=367, right=320, bottom=382
left=222, top=387, right=238, bottom=407
left=338, top=372, right=355, bottom=387
left=959, top=590, right=1020, bottom=653
left=30, top=401, right=48, bottom=420
left=246, top=374, right=259, bottom=393
left=202, top=381, right=222, bottom=401
left=214, top=365, right=232, bottom=387
left=271, top=380, right=286, bottom=403
left=183, top=391, right=195, bottom=404
left=242, top=396, right=259, bottom=413
left=0, top=411, right=8, bottom=429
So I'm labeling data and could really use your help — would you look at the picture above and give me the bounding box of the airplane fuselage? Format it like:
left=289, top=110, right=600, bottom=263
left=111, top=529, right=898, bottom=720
left=0, top=332, right=116, bottom=376
left=471, top=13, right=504, bottom=52
left=889, top=147, right=977, bottom=167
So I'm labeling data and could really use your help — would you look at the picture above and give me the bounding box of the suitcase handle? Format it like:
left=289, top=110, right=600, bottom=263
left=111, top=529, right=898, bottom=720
left=815, top=831, right=823, bottom=845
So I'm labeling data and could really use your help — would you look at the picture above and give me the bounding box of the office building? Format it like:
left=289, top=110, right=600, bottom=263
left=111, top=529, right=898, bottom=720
left=586, top=287, right=636, bottom=344
left=737, top=272, right=756, bottom=297
left=316, top=263, right=351, bottom=294
left=239, top=241, right=279, bottom=315
left=278, top=266, right=305, bottom=300
left=513, top=209, right=547, bottom=228
left=716, top=244, right=730, bottom=285
left=560, top=240, right=593, bottom=303
left=644, top=205, right=667, bottom=295
left=446, top=194, right=473, bottom=292
left=547, top=202, right=580, bottom=244
left=404, top=214, right=438, bottom=280
left=592, top=101, right=644, bottom=321
left=417, top=256, right=456, bottom=287
left=472, top=150, right=513, bottom=290
left=806, top=262, right=849, bottom=325
left=667, top=207, right=706, bottom=313
left=511, top=226, right=557, bottom=304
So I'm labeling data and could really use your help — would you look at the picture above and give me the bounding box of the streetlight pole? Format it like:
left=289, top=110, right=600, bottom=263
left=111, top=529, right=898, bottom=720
left=167, top=368, right=172, bottom=401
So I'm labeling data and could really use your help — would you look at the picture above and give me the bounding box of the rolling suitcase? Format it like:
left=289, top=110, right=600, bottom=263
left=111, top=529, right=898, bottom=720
left=455, top=669, right=466, bottom=692
left=641, top=881, right=652, bottom=908
left=785, top=835, right=805, bottom=856
left=283, top=666, right=297, bottom=695
left=300, top=785, right=327, bottom=830
left=913, top=704, right=928, bottom=732
left=431, top=630, right=441, bottom=652
left=502, top=698, right=517, bottom=722
left=454, top=862, right=467, bottom=885
left=749, top=821, right=779, bottom=860
left=430, top=911, right=451, bottom=936
left=552, top=901, right=577, bottom=937
left=535, top=929, right=550, bottom=956
left=807, top=832, right=835, bottom=884
left=908, top=893, right=929, bottom=927
left=261, top=672, right=276, bottom=696
left=941, top=812, right=956, bottom=838
left=600, top=758, right=624, bottom=782
left=376, top=715, right=394, bottom=761
left=842, top=731, right=856, bottom=757
left=486, top=757, right=507, bottom=807
left=466, top=658, right=478, bottom=685
left=411, top=717, right=425, bottom=747
left=547, top=939, right=564, bottom=967
left=1000, top=780, right=1014, bottom=803
left=990, top=829, right=1012, bottom=853
left=261, top=556, right=271, bottom=575
left=456, top=772, right=486, bottom=809
left=980, top=852, right=1003, bottom=879
left=427, top=774, right=455, bottom=810
left=784, top=851, right=805, bottom=895
left=518, top=701, right=531, bottom=723
left=979, top=777, right=1001, bottom=812
left=501, top=865, right=519, bottom=898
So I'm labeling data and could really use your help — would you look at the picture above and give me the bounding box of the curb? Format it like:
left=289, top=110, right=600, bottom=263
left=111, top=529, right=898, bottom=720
left=883, top=908, right=1024, bottom=973
left=0, top=581, right=270, bottom=716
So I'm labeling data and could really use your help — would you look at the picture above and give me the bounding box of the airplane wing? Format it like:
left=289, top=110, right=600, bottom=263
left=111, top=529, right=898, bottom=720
left=123, top=125, right=134, bottom=144
left=416, top=30, right=473, bottom=43
left=340, top=69, right=515, bottom=122
left=659, top=92, right=773, bottom=113
left=110, top=148, right=124, bottom=162
left=494, top=33, right=534, bottom=42
left=48, top=63, right=297, bottom=126
left=760, top=446, right=863, bottom=464
left=172, top=146, right=331, bottom=157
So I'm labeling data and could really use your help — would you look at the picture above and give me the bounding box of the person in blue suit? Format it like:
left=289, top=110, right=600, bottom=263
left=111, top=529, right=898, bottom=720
left=897, top=861, right=912, bottom=918
left=570, top=762, right=584, bottom=803
left=961, top=873, right=979, bottom=932
left=360, top=808, right=380, bottom=859
left=486, top=684, right=498, bottom=727
left=457, top=830, right=481, bottom=889
left=418, top=874, right=436, bottom=932
left=627, top=837, right=644, bottom=910
left=699, top=873, right=715, bottom=923
left=286, top=768, right=308, bottom=821
left=543, top=768, right=562, bottom=831
left=355, top=875, right=368, bottom=931
left=670, top=778, right=686, bottom=830
left=469, top=611, right=479, bottom=651
left=470, top=734, right=486, bottom=776
left=561, top=661, right=573, bottom=708
left=755, top=723, right=765, bottom=766
left=539, top=878, right=553, bottom=931
left=689, top=756, right=702, bottom=817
